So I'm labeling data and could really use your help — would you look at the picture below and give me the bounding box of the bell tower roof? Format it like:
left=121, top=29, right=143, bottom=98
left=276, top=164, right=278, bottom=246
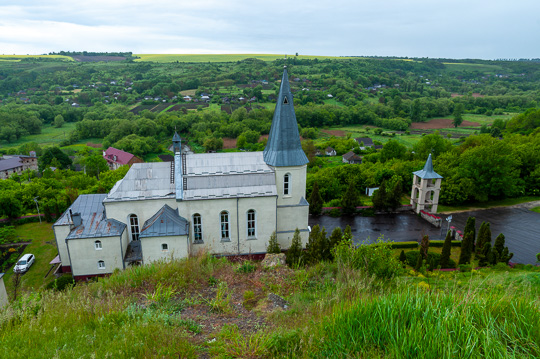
left=263, top=67, right=308, bottom=167
left=413, top=154, right=443, bottom=179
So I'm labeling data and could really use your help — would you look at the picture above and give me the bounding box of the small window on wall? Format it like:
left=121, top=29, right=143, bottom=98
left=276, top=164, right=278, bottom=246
left=247, top=210, right=256, bottom=238
left=94, top=240, right=102, bottom=250
left=98, top=260, right=105, bottom=269
left=220, top=211, right=230, bottom=240
left=193, top=214, right=202, bottom=242
left=162, top=243, right=168, bottom=252
left=129, top=214, right=140, bottom=241
left=283, top=173, right=291, bottom=195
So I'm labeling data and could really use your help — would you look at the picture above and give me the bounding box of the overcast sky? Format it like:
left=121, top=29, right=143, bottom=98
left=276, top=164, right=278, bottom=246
left=0, top=0, right=538, bottom=59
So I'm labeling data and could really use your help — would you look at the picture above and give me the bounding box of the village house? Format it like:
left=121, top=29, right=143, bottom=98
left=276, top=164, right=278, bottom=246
left=325, top=147, right=336, bottom=156
left=355, top=137, right=374, bottom=150
left=342, top=151, right=362, bottom=164
left=53, top=68, right=310, bottom=281
left=102, top=147, right=143, bottom=170
left=0, top=154, right=38, bottom=179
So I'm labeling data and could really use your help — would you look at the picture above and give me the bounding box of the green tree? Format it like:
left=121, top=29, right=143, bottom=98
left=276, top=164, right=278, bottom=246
left=328, top=227, right=343, bottom=257
left=399, top=250, right=407, bottom=264
left=0, top=191, right=23, bottom=219
left=343, top=225, right=352, bottom=242
left=477, top=242, right=492, bottom=267
left=380, top=139, right=407, bottom=162
left=286, top=228, right=303, bottom=267
left=452, top=103, right=464, bottom=128
left=266, top=231, right=281, bottom=254
left=236, top=134, right=247, bottom=149
left=77, top=150, right=109, bottom=179
left=475, top=222, right=491, bottom=257
left=458, top=217, right=476, bottom=265
left=439, top=230, right=453, bottom=269
left=309, top=181, right=323, bottom=215
left=492, top=233, right=513, bottom=264
left=39, top=147, right=73, bottom=172
left=53, top=114, right=65, bottom=128
left=341, top=181, right=360, bottom=215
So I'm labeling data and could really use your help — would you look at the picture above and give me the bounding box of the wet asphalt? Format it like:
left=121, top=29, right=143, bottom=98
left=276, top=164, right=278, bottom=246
left=309, top=207, right=540, bottom=265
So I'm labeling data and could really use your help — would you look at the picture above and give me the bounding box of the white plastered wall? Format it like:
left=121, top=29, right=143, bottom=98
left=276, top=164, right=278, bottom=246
left=140, top=235, right=189, bottom=263
left=0, top=276, right=8, bottom=308
left=53, top=225, right=72, bottom=267
left=67, top=235, right=125, bottom=277
left=104, top=198, right=177, bottom=234
left=273, top=165, right=307, bottom=206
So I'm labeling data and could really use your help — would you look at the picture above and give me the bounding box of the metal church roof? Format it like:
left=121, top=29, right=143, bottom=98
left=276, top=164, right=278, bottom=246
left=263, top=68, right=308, bottom=167
left=413, top=154, right=443, bottom=179
left=139, top=204, right=189, bottom=238
left=54, top=194, right=127, bottom=240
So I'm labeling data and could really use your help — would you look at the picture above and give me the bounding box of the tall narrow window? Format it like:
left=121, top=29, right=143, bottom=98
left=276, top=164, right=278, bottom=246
left=129, top=214, right=140, bottom=241
left=193, top=214, right=202, bottom=242
left=220, top=211, right=230, bottom=240
left=283, top=173, right=290, bottom=195
left=94, top=240, right=102, bottom=250
left=247, top=210, right=256, bottom=238
left=98, top=260, right=105, bottom=269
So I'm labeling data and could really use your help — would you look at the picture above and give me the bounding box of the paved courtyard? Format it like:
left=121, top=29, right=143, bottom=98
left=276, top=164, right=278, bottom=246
left=309, top=205, right=540, bottom=264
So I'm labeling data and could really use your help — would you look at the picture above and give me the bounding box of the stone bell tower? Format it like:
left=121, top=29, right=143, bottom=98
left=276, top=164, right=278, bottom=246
left=410, top=154, right=443, bottom=214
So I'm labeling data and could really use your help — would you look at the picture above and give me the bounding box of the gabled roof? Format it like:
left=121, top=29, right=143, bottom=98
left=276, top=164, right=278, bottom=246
left=263, top=68, right=308, bottom=167
left=0, top=157, right=23, bottom=172
left=139, top=204, right=189, bottom=238
left=413, top=154, right=443, bottom=179
left=104, top=147, right=136, bottom=165
left=355, top=137, right=373, bottom=147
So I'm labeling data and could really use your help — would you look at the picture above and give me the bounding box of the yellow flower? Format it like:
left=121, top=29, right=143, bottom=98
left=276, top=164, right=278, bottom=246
left=418, top=281, right=430, bottom=290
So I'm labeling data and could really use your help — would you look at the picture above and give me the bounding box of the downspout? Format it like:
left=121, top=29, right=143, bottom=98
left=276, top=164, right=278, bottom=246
left=65, top=238, right=73, bottom=275
left=237, top=197, right=240, bottom=255
left=119, top=229, right=125, bottom=270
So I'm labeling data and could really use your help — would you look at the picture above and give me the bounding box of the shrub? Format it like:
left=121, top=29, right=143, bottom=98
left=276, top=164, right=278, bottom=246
left=267, top=231, right=281, bottom=254
left=45, top=275, right=75, bottom=291
left=236, top=261, right=256, bottom=274
left=405, top=251, right=449, bottom=270
left=458, top=264, right=472, bottom=272
left=286, top=229, right=303, bottom=268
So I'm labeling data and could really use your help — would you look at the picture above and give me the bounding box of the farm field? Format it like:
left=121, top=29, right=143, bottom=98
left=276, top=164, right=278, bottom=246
left=443, top=62, right=505, bottom=73
left=0, top=54, right=73, bottom=61
left=0, top=122, right=78, bottom=149
left=134, top=54, right=354, bottom=63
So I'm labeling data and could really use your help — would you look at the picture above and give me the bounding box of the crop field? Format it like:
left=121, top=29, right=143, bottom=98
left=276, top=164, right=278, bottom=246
left=134, top=54, right=353, bottom=63
left=443, top=62, right=504, bottom=73
left=0, top=54, right=73, bottom=61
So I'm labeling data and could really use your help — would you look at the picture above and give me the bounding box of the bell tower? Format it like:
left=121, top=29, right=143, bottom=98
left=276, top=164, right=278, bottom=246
left=410, top=154, right=443, bottom=214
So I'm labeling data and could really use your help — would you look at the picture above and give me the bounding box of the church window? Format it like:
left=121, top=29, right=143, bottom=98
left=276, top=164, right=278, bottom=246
left=283, top=96, right=289, bottom=105
left=94, top=240, right=102, bottom=250
left=162, top=243, right=168, bottom=252
left=284, top=173, right=291, bottom=195
left=129, top=214, right=140, bottom=241
left=247, top=210, right=256, bottom=238
left=193, top=214, right=202, bottom=242
left=98, top=260, right=105, bottom=269
left=220, top=211, right=230, bottom=240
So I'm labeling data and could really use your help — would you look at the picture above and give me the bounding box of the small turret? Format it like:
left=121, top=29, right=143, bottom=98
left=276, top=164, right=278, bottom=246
left=172, top=132, right=181, bottom=154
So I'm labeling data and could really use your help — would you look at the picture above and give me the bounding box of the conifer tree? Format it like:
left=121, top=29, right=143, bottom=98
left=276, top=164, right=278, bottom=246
left=286, top=229, right=303, bottom=268
left=475, top=222, right=491, bottom=257
left=493, top=233, right=513, bottom=264
left=459, top=217, right=476, bottom=264
left=305, top=225, right=321, bottom=264
left=464, top=216, right=476, bottom=251
left=329, top=226, right=343, bottom=258
left=440, top=230, right=453, bottom=269
left=343, top=225, right=353, bottom=242
left=399, top=250, right=407, bottom=264
left=266, top=231, right=281, bottom=254
left=341, top=181, right=360, bottom=215
left=477, top=242, right=492, bottom=267
left=372, top=181, right=387, bottom=212
left=309, top=181, right=323, bottom=215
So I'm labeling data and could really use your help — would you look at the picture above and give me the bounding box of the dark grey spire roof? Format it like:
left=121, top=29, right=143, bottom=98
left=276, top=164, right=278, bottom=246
left=139, top=204, right=189, bottom=238
left=263, top=68, right=308, bottom=167
left=413, top=154, right=443, bottom=179
left=172, top=132, right=181, bottom=142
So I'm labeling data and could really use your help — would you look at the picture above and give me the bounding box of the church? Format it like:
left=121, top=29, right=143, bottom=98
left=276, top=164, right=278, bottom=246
left=53, top=68, right=310, bottom=281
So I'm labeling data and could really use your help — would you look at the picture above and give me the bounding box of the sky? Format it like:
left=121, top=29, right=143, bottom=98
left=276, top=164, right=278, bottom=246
left=0, top=0, right=539, bottom=59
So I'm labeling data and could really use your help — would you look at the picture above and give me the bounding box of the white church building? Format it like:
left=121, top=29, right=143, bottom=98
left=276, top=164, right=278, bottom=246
left=53, top=68, right=310, bottom=280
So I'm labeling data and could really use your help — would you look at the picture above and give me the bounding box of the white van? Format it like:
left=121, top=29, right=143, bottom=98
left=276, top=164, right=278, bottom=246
left=13, top=254, right=35, bottom=273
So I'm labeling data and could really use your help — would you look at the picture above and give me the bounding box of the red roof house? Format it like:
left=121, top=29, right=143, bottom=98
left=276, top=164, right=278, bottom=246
left=103, top=147, right=143, bottom=170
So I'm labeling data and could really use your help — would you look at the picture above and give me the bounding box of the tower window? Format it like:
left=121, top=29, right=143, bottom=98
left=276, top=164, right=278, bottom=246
left=284, top=173, right=291, bottom=195
left=283, top=96, right=289, bottom=105
left=129, top=214, right=140, bottom=241
left=193, top=214, right=202, bottom=242
left=220, top=211, right=230, bottom=240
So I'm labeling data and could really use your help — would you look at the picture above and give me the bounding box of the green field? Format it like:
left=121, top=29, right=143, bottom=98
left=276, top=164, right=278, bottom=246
left=443, top=62, right=504, bottom=73
left=0, top=54, right=73, bottom=61
left=135, top=54, right=353, bottom=63
left=0, top=122, right=78, bottom=149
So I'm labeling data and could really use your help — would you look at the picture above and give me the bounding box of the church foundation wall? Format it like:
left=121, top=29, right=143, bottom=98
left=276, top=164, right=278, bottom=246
left=140, top=235, right=189, bottom=263
left=67, top=235, right=125, bottom=277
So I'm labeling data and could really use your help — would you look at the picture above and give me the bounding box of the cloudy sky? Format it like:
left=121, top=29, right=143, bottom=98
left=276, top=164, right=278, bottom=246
left=0, top=0, right=538, bottom=59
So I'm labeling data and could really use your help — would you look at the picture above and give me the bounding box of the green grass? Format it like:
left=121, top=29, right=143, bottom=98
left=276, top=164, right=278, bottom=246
left=2, top=222, right=58, bottom=295
left=438, top=196, right=540, bottom=213
left=443, top=62, right=504, bottom=73
left=0, top=122, right=77, bottom=149
left=134, top=54, right=354, bottom=63
left=531, top=206, right=540, bottom=213
left=323, top=98, right=345, bottom=107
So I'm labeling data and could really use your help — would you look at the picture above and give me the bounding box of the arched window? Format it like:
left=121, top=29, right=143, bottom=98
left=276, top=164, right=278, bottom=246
left=98, top=260, right=105, bottom=269
left=94, top=240, right=102, bottom=250
left=283, top=173, right=291, bottom=195
left=220, top=211, right=230, bottom=240
left=162, top=243, right=168, bottom=252
left=247, top=210, right=256, bottom=238
left=129, top=214, right=140, bottom=241
left=193, top=214, right=202, bottom=242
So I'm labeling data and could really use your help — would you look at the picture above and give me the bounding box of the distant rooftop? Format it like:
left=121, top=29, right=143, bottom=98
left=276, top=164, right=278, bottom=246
left=104, top=147, right=137, bottom=165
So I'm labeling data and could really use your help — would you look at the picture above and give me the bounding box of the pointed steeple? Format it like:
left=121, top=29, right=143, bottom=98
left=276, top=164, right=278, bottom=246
left=413, top=154, right=443, bottom=179
left=263, top=67, right=308, bottom=167
left=172, top=131, right=181, bottom=154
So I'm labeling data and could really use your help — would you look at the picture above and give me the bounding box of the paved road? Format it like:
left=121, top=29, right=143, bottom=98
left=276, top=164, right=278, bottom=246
left=309, top=205, right=540, bottom=264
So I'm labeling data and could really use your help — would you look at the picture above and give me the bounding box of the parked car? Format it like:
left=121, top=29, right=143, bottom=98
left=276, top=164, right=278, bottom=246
left=13, top=254, right=35, bottom=273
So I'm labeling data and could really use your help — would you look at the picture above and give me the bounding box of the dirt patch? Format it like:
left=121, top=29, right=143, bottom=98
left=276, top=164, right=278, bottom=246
left=222, top=138, right=237, bottom=149
left=86, top=142, right=101, bottom=148
left=411, top=118, right=480, bottom=130
left=322, top=129, right=347, bottom=137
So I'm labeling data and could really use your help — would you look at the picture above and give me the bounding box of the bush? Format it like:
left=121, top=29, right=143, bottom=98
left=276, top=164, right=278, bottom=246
left=404, top=251, right=452, bottom=270
left=458, top=264, right=472, bottom=272
left=267, top=231, right=281, bottom=254
left=236, top=261, right=256, bottom=274
left=45, top=275, right=75, bottom=291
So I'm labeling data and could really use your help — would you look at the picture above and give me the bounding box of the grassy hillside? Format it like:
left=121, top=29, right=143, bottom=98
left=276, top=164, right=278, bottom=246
left=1, top=247, right=538, bottom=358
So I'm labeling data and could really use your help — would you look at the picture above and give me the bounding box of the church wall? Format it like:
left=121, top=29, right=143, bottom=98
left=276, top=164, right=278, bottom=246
left=67, top=236, right=124, bottom=277
left=0, top=275, right=8, bottom=308
left=180, top=196, right=277, bottom=256
left=274, top=165, right=307, bottom=206
left=276, top=205, right=309, bottom=248
left=140, top=235, right=189, bottom=263
left=53, top=225, right=71, bottom=267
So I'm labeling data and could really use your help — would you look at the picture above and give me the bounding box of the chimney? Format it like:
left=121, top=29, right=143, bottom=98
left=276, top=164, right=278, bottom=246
left=71, top=212, right=82, bottom=228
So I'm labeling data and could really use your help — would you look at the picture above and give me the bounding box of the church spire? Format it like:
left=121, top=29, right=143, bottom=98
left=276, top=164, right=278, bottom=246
left=413, top=154, right=443, bottom=179
left=263, top=67, right=308, bottom=167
